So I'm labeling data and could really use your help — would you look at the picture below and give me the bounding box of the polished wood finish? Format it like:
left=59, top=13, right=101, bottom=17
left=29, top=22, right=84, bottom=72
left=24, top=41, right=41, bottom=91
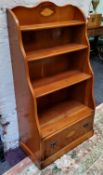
left=41, top=130, right=94, bottom=168
left=40, top=100, right=93, bottom=138
left=88, top=22, right=103, bottom=37
left=26, top=44, right=88, bottom=61
left=7, top=2, right=95, bottom=169
left=44, top=115, right=93, bottom=157
left=20, top=20, right=85, bottom=31
left=32, top=71, right=91, bottom=98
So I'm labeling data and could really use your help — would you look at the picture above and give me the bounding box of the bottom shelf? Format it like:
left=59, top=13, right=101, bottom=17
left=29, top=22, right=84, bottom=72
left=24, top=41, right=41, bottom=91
left=38, top=100, right=93, bottom=138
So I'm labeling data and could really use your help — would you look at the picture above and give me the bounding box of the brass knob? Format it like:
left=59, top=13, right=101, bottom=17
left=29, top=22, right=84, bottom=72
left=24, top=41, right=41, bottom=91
left=50, top=141, right=57, bottom=149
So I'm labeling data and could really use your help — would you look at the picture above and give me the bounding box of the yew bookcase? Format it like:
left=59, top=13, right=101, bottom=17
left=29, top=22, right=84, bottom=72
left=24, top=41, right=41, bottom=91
left=7, top=2, right=95, bottom=169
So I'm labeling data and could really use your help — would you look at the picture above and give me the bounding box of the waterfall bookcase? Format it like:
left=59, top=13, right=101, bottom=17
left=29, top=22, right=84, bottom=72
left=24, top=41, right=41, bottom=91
left=7, top=2, right=95, bottom=169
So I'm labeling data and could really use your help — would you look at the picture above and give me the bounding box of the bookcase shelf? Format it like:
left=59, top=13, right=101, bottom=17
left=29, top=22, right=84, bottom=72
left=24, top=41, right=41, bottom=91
left=39, top=100, right=93, bottom=138
left=32, top=70, right=91, bottom=97
left=26, top=44, right=88, bottom=61
left=20, top=20, right=85, bottom=31
left=7, top=2, right=95, bottom=169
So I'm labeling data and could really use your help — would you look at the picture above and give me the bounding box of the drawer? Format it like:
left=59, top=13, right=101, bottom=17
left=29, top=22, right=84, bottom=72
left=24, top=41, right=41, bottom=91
left=43, top=116, right=93, bottom=158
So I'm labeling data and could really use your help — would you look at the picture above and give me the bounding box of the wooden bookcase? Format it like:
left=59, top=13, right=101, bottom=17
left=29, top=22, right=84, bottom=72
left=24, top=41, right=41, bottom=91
left=7, top=2, right=95, bottom=169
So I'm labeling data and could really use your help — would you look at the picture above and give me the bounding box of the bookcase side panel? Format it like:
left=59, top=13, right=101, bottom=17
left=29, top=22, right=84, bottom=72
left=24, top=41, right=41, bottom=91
left=7, top=10, right=42, bottom=167
left=84, top=24, right=96, bottom=110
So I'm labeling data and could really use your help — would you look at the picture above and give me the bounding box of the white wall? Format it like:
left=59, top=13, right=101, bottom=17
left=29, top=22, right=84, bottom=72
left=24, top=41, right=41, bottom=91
left=97, top=0, right=103, bottom=15
left=89, top=0, right=103, bottom=14
left=0, top=0, right=91, bottom=151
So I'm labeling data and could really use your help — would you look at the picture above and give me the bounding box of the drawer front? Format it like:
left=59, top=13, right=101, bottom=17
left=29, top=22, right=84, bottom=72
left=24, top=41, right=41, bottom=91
left=44, top=116, right=93, bottom=158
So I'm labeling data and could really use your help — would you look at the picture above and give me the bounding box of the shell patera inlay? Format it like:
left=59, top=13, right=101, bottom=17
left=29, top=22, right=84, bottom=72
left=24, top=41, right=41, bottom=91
left=40, top=8, right=54, bottom=17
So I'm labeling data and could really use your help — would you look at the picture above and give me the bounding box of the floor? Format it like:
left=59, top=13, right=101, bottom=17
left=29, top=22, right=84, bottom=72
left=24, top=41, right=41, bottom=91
left=0, top=148, right=26, bottom=175
left=0, top=55, right=103, bottom=174
left=90, top=55, right=103, bottom=105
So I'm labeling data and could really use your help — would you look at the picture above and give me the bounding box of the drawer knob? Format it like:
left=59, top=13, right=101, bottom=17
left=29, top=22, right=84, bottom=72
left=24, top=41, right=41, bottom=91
left=50, top=141, right=57, bottom=149
left=83, top=123, right=89, bottom=128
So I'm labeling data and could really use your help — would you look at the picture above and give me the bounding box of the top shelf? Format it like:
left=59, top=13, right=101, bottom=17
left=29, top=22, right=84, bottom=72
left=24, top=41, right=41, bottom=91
left=20, top=20, right=85, bottom=31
